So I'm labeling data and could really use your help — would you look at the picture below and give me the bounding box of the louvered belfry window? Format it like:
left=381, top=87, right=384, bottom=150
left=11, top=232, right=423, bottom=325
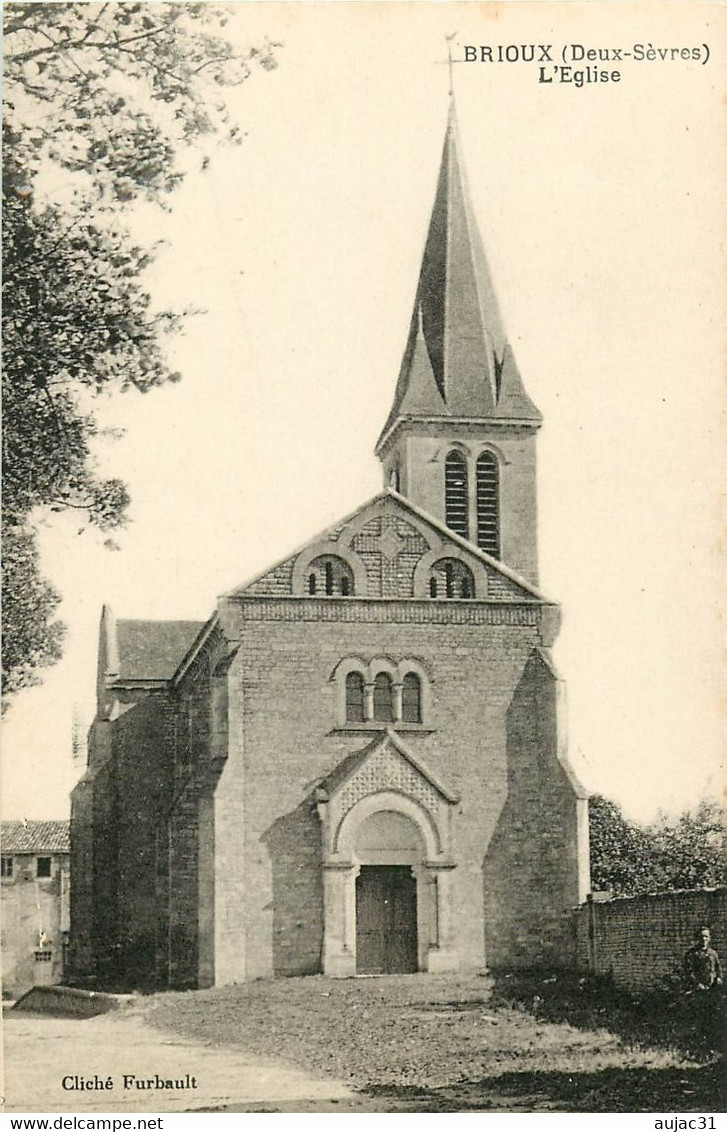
left=444, top=450, right=469, bottom=540
left=345, top=672, right=365, bottom=723
left=373, top=673, right=394, bottom=723
left=476, top=451, right=500, bottom=557
left=401, top=673, right=422, bottom=724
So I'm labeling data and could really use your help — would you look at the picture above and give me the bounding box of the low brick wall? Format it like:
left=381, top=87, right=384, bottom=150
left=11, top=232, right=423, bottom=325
left=575, top=887, right=726, bottom=990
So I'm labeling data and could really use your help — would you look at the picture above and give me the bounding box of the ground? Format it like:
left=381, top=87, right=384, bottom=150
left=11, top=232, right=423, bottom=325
left=3, top=972, right=724, bottom=1113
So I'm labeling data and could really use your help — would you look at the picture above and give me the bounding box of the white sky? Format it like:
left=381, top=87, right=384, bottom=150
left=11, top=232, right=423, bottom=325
left=2, top=2, right=724, bottom=824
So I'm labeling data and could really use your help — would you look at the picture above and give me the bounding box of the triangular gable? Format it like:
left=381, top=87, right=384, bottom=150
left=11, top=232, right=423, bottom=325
left=388, top=491, right=546, bottom=601
left=225, top=493, right=386, bottom=598
left=318, top=728, right=460, bottom=806
left=228, top=490, right=548, bottom=603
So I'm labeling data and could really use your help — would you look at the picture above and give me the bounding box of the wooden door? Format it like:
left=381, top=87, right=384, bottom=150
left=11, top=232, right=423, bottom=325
left=355, top=866, right=417, bottom=974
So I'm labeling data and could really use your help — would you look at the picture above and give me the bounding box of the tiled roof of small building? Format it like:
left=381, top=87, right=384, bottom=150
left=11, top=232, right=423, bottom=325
left=2, top=820, right=70, bottom=854
left=116, top=620, right=204, bottom=681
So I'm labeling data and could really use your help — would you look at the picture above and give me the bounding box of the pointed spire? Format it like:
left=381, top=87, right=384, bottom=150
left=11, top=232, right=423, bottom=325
left=377, top=107, right=541, bottom=452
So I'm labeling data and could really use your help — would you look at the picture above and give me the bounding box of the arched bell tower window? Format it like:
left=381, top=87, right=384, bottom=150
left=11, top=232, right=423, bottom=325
left=401, top=673, right=422, bottom=724
left=373, top=673, right=394, bottom=723
left=307, top=555, right=355, bottom=596
left=428, top=557, right=475, bottom=600
left=476, top=451, right=500, bottom=558
left=345, top=672, right=365, bottom=723
left=444, top=450, right=469, bottom=540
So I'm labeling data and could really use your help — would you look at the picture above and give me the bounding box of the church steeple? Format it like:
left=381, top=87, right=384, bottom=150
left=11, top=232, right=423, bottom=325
left=377, top=101, right=540, bottom=447
left=377, top=104, right=542, bottom=585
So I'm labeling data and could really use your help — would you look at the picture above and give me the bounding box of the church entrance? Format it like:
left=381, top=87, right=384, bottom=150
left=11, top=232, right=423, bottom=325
left=355, top=865, right=417, bottom=975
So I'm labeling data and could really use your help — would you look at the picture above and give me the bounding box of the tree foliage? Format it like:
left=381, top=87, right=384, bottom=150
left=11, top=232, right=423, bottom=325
left=2, top=3, right=277, bottom=704
left=589, top=793, right=726, bottom=897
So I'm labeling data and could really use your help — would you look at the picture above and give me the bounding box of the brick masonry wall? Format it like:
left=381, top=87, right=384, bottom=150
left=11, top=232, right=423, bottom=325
left=69, top=776, right=94, bottom=978
left=211, top=597, right=584, bottom=982
left=89, top=756, right=118, bottom=984
left=484, top=650, right=587, bottom=966
left=165, top=627, right=228, bottom=989
left=113, top=692, right=174, bottom=988
left=389, top=428, right=539, bottom=586
left=575, top=888, right=727, bottom=990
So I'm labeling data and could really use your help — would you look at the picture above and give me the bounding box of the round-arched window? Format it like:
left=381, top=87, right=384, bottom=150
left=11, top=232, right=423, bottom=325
left=373, top=672, right=394, bottom=723
left=401, top=673, right=422, bottom=724
left=476, top=451, right=500, bottom=558
left=345, top=671, right=365, bottom=723
left=428, top=558, right=475, bottom=600
left=445, top=450, right=469, bottom=540
left=306, top=555, right=354, bottom=596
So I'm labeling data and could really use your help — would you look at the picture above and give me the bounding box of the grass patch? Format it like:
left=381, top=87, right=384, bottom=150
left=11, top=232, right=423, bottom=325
left=144, top=970, right=724, bottom=1111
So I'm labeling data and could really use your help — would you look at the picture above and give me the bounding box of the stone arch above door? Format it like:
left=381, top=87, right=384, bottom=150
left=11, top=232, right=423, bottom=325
left=316, top=728, right=458, bottom=866
left=315, top=730, right=460, bottom=977
left=336, top=790, right=439, bottom=861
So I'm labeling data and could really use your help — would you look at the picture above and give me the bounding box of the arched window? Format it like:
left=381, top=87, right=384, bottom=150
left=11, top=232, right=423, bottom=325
left=345, top=672, right=365, bottom=723
left=428, top=558, right=475, bottom=600
left=445, top=450, right=469, bottom=540
left=306, top=555, right=355, bottom=596
left=373, top=672, right=394, bottom=723
left=401, top=673, right=422, bottom=724
left=476, top=452, right=500, bottom=558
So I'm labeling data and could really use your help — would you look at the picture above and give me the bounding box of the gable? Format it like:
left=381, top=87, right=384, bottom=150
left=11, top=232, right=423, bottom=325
left=230, top=491, right=545, bottom=603
left=321, top=730, right=459, bottom=812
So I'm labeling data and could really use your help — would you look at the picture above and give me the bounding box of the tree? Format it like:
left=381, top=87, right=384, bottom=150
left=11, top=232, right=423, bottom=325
left=2, top=3, right=278, bottom=704
left=589, top=793, right=726, bottom=897
left=588, top=794, right=659, bottom=896
left=650, top=800, right=726, bottom=892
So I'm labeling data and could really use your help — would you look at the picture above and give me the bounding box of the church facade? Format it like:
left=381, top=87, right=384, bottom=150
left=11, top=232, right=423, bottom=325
left=71, top=105, right=590, bottom=990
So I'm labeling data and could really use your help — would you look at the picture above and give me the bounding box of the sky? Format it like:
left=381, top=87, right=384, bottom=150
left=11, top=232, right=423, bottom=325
left=2, top=2, right=724, bottom=825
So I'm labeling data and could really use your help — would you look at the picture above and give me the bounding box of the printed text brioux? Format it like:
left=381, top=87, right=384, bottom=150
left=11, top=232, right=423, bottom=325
left=463, top=42, right=711, bottom=87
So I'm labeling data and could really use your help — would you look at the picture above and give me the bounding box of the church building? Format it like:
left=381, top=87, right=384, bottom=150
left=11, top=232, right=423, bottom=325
left=71, top=103, right=590, bottom=990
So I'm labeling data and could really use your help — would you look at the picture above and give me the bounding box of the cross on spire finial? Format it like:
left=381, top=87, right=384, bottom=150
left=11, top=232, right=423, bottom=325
left=444, top=32, right=457, bottom=98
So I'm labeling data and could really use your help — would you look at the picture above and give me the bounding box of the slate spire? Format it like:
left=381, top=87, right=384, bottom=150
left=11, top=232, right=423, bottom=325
left=377, top=101, right=541, bottom=452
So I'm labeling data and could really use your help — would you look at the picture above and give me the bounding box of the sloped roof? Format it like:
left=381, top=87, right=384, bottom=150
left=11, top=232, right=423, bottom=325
left=115, top=620, right=204, bottom=682
left=2, top=820, right=70, bottom=854
left=377, top=101, right=541, bottom=453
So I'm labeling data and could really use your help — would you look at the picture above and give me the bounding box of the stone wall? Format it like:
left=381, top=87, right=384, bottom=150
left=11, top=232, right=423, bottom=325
left=575, top=888, right=727, bottom=989
left=484, top=648, right=589, bottom=966
left=1, top=854, right=70, bottom=996
left=113, top=692, right=175, bottom=988
left=208, top=596, right=584, bottom=983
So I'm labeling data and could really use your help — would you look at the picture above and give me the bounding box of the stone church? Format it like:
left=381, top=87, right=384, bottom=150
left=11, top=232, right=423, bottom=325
left=71, top=104, right=590, bottom=990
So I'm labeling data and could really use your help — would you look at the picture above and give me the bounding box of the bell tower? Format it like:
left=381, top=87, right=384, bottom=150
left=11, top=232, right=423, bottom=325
left=375, top=101, right=542, bottom=586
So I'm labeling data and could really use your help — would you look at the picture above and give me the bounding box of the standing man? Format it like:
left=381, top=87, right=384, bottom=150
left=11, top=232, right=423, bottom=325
left=684, top=926, right=723, bottom=991
left=684, top=925, right=723, bottom=1051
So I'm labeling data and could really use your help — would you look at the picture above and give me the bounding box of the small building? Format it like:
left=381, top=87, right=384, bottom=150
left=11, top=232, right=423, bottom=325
left=1, top=820, right=70, bottom=996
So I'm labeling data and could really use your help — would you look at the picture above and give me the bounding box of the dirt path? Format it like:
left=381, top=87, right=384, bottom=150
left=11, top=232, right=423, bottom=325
left=2, top=1006, right=353, bottom=1113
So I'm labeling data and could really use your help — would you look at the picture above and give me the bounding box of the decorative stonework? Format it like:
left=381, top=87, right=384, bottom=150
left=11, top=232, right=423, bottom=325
left=317, top=734, right=460, bottom=978
left=338, top=744, right=440, bottom=817
left=377, top=528, right=406, bottom=561
left=238, top=598, right=542, bottom=625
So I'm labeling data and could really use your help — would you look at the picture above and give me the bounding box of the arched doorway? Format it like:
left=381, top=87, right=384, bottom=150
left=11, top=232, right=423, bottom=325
left=352, top=810, right=423, bottom=975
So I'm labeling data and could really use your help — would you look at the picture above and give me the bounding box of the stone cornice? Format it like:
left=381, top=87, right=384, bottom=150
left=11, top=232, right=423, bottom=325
left=376, top=413, right=541, bottom=458
left=231, top=595, right=548, bottom=626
